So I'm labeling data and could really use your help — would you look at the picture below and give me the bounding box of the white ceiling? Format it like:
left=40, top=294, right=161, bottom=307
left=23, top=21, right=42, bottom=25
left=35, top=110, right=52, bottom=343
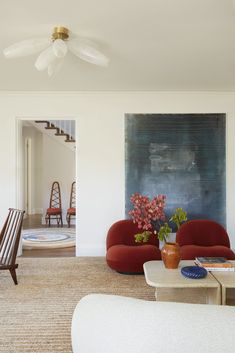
left=1, top=0, right=235, bottom=91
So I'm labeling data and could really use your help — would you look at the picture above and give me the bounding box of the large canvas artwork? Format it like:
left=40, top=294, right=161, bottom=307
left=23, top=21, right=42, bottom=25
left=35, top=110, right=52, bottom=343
left=125, top=114, right=226, bottom=227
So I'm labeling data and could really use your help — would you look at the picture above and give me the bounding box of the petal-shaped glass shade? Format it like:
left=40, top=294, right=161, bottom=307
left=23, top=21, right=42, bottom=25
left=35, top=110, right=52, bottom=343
left=52, top=39, right=67, bottom=58
left=48, top=58, right=64, bottom=77
left=67, top=38, right=109, bottom=66
left=3, top=38, right=50, bottom=58
left=35, top=46, right=57, bottom=71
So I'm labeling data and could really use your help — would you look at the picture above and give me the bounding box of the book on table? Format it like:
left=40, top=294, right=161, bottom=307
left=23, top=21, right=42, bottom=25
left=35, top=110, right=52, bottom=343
left=194, top=257, right=234, bottom=271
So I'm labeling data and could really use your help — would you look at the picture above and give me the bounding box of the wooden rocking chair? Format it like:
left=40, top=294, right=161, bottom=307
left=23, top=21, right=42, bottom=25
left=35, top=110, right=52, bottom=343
left=66, top=181, right=76, bottom=228
left=0, top=208, right=25, bottom=285
left=45, top=181, right=63, bottom=227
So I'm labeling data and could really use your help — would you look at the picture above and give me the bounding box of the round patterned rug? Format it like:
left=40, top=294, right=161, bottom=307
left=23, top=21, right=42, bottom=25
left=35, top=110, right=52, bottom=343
left=22, top=228, right=76, bottom=249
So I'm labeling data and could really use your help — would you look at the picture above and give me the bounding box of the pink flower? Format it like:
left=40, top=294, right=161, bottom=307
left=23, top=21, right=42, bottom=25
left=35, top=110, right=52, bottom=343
left=129, top=193, right=166, bottom=232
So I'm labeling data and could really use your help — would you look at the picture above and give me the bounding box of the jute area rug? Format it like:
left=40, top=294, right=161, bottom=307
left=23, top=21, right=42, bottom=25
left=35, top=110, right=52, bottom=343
left=0, top=257, right=155, bottom=353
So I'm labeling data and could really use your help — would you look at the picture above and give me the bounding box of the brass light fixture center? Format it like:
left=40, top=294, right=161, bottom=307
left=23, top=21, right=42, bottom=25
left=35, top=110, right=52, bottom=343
left=52, top=26, right=69, bottom=41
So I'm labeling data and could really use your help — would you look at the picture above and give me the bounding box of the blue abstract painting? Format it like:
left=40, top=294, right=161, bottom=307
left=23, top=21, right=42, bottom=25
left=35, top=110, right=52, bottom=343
left=125, top=114, right=226, bottom=227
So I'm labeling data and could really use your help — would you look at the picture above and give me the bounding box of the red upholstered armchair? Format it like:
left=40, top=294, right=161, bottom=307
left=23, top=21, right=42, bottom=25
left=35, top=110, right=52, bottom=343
left=176, top=219, right=235, bottom=260
left=106, top=219, right=161, bottom=274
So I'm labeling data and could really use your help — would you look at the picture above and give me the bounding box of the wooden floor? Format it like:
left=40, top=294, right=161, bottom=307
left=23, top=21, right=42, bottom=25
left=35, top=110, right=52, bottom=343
left=22, top=214, right=75, bottom=258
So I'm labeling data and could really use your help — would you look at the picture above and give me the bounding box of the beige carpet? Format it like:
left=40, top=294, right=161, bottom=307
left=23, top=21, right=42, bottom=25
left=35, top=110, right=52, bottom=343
left=0, top=257, right=155, bottom=353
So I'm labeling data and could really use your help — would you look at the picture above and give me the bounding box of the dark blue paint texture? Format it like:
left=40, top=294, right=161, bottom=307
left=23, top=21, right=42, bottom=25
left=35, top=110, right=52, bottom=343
left=125, top=114, right=226, bottom=228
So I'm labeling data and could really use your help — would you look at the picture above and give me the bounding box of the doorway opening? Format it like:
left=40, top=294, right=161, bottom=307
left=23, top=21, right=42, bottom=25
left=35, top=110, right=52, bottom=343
left=17, top=119, right=76, bottom=258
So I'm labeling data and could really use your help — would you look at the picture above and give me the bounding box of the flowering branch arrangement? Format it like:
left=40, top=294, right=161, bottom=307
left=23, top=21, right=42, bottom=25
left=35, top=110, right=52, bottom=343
left=129, top=193, right=187, bottom=243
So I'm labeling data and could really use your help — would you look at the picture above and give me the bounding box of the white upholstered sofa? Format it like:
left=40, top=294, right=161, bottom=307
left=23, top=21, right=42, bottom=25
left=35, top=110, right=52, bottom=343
left=72, top=294, right=235, bottom=353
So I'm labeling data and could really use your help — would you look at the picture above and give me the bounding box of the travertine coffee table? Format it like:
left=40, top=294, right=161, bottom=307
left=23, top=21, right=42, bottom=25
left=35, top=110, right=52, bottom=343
left=211, top=261, right=235, bottom=305
left=144, top=260, right=221, bottom=305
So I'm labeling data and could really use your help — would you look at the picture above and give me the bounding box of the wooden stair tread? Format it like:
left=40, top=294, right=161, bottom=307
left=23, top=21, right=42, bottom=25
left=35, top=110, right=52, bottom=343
left=35, top=120, right=76, bottom=143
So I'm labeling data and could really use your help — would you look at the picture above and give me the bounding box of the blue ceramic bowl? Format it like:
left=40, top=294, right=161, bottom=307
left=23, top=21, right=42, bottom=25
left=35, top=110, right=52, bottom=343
left=181, top=266, right=207, bottom=279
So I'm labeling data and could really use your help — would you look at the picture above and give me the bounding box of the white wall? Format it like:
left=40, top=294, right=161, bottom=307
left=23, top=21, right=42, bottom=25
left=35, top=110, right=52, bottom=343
left=0, top=92, right=234, bottom=255
left=42, top=133, right=75, bottom=224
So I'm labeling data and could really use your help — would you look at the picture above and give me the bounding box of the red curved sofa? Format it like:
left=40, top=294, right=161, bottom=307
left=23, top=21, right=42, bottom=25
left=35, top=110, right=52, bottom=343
left=176, top=219, right=235, bottom=260
left=106, top=219, right=161, bottom=274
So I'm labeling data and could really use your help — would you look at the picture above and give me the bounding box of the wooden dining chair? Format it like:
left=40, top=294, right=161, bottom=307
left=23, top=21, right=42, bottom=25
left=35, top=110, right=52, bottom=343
left=66, top=181, right=76, bottom=227
left=45, top=181, right=63, bottom=227
left=0, top=208, right=25, bottom=284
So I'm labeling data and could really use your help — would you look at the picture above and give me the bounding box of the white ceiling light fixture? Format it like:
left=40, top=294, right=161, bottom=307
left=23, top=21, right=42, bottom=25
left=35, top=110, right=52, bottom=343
left=3, top=26, right=109, bottom=77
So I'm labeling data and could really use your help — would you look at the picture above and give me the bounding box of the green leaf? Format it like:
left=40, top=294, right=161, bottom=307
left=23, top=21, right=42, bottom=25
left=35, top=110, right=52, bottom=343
left=135, top=231, right=151, bottom=243
left=169, top=208, right=187, bottom=230
left=158, top=223, right=172, bottom=243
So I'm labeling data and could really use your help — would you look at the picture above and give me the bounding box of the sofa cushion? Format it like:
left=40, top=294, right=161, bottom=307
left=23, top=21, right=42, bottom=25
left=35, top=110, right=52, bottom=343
left=106, top=244, right=161, bottom=273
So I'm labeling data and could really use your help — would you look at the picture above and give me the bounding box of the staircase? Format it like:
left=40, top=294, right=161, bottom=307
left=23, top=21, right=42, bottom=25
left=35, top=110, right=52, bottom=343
left=31, top=120, right=76, bottom=151
left=35, top=120, right=75, bottom=142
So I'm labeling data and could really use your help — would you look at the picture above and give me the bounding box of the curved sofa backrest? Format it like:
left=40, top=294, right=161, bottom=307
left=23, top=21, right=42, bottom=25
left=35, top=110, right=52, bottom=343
left=72, top=294, right=235, bottom=353
left=176, top=219, right=230, bottom=247
left=106, top=219, right=159, bottom=249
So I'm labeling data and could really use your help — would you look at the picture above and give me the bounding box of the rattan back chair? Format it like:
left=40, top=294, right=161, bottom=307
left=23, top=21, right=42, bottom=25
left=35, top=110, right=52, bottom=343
left=66, top=181, right=76, bottom=227
left=45, top=181, right=63, bottom=227
left=0, top=208, right=25, bottom=284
